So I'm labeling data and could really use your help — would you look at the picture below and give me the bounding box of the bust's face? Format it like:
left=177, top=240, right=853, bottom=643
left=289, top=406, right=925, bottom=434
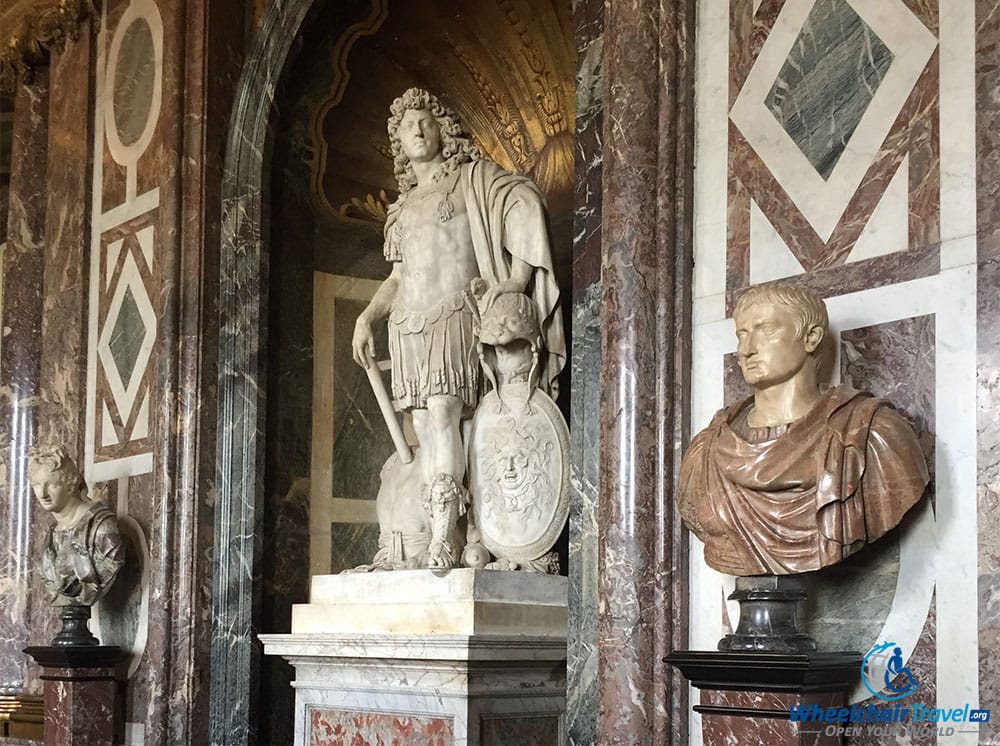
left=734, top=302, right=812, bottom=389
left=398, top=108, right=443, bottom=163
left=29, top=465, right=76, bottom=515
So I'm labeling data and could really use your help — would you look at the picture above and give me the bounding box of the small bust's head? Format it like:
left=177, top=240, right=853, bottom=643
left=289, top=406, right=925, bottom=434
left=387, top=88, right=480, bottom=193
left=27, top=445, right=86, bottom=516
left=733, top=283, right=828, bottom=390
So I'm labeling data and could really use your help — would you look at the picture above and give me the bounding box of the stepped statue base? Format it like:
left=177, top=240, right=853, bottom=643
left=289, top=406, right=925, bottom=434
left=261, top=569, right=567, bottom=746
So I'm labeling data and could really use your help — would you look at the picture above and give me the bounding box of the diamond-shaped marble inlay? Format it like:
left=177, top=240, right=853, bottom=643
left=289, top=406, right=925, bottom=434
left=729, top=0, right=936, bottom=241
left=97, top=248, right=157, bottom=423
left=108, top=287, right=146, bottom=390
left=766, top=0, right=893, bottom=180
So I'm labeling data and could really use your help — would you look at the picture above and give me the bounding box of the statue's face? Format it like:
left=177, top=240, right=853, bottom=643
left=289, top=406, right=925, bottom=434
left=398, top=108, right=442, bottom=163
left=734, top=302, right=811, bottom=389
left=29, top=465, right=76, bottom=514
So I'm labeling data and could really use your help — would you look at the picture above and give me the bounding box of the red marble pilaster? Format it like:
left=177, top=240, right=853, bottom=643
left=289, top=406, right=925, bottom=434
left=38, top=26, right=92, bottom=452
left=0, top=70, right=50, bottom=695
left=976, top=4, right=1000, bottom=746
left=597, top=0, right=694, bottom=743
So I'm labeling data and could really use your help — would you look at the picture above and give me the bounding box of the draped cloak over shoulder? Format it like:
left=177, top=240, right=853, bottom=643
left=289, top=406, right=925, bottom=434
left=676, top=385, right=928, bottom=576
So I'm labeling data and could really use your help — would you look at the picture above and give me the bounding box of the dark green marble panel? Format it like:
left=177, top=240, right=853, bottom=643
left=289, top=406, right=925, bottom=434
left=766, top=0, right=893, bottom=180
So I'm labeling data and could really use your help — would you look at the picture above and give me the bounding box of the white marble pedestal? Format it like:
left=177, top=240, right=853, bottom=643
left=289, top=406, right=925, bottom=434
left=259, top=569, right=568, bottom=746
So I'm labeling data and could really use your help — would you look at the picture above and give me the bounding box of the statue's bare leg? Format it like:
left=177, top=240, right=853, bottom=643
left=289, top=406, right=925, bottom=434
left=411, top=395, right=466, bottom=567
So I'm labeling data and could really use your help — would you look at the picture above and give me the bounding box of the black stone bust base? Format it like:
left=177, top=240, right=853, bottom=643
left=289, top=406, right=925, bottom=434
left=666, top=650, right=862, bottom=692
left=24, top=645, right=127, bottom=670
left=52, top=605, right=99, bottom=647
left=720, top=575, right=817, bottom=653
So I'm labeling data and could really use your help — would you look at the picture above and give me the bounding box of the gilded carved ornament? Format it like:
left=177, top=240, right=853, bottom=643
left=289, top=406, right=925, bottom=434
left=0, top=0, right=101, bottom=93
left=307, top=0, right=574, bottom=229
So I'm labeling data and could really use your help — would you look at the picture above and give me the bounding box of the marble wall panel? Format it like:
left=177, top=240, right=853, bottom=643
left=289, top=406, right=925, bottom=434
left=848, top=604, right=937, bottom=746
left=977, top=1, right=1000, bottom=262
left=568, top=28, right=607, bottom=746
left=568, top=24, right=604, bottom=746
left=567, top=282, right=600, bottom=746
left=977, top=259, right=1000, bottom=746
left=566, top=27, right=604, bottom=746
left=692, top=1, right=985, bottom=745
left=572, top=0, right=604, bottom=295
left=214, top=0, right=321, bottom=742
left=0, top=71, right=48, bottom=695
left=725, top=0, right=941, bottom=309
left=329, top=522, right=379, bottom=573
left=976, top=4, right=1000, bottom=742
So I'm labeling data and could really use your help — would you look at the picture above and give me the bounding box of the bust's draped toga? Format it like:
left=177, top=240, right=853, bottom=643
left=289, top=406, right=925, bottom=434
left=677, top=385, right=928, bottom=576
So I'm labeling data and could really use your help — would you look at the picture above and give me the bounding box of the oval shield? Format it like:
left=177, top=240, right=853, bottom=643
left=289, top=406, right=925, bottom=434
left=467, top=383, right=569, bottom=563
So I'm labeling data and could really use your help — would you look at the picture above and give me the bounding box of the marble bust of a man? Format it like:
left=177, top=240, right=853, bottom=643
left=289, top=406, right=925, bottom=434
left=28, top=445, right=125, bottom=606
left=677, top=283, right=928, bottom=576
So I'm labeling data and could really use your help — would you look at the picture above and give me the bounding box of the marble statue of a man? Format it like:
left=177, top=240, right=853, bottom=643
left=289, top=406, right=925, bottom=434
left=676, top=283, right=928, bottom=576
left=28, top=445, right=125, bottom=606
left=352, top=88, right=564, bottom=569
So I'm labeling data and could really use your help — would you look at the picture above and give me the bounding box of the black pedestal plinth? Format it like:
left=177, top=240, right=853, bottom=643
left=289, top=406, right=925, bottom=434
left=667, top=650, right=862, bottom=746
left=719, top=576, right=817, bottom=653
left=24, top=645, right=127, bottom=670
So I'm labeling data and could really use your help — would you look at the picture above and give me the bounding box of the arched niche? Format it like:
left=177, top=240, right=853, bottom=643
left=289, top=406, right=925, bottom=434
left=213, top=0, right=575, bottom=743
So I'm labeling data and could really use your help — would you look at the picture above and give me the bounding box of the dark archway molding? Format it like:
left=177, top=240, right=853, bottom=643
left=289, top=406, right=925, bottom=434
left=211, top=1, right=327, bottom=743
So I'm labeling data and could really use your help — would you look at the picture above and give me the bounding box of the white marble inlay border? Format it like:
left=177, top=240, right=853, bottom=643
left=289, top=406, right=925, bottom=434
left=845, top=155, right=909, bottom=264
left=938, top=1, right=977, bottom=267
left=692, top=0, right=730, bottom=302
left=729, top=0, right=937, bottom=241
left=748, top=199, right=804, bottom=284
left=86, top=0, right=163, bottom=481
left=103, top=0, right=164, bottom=174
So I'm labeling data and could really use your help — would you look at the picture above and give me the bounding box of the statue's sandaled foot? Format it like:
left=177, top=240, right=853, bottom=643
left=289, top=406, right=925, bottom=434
left=426, top=540, right=456, bottom=569
left=422, top=474, right=467, bottom=570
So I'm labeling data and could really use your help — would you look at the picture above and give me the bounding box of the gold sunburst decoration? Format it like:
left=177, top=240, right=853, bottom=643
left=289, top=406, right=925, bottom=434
left=1, top=0, right=101, bottom=92
left=307, top=0, right=574, bottom=230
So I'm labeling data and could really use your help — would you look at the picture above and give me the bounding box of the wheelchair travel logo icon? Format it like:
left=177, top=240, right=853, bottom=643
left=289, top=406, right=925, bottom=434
left=862, top=641, right=919, bottom=701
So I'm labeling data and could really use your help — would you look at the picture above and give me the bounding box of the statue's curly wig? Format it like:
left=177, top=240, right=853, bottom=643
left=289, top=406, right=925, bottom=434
left=27, top=444, right=86, bottom=490
left=387, top=88, right=480, bottom=194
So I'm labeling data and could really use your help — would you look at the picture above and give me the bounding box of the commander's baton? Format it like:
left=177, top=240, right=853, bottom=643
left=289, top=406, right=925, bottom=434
left=364, top=349, right=413, bottom=464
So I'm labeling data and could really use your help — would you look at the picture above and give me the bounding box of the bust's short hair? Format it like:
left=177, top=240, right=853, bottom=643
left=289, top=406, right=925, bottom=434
left=734, top=283, right=829, bottom=341
left=27, top=445, right=85, bottom=490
